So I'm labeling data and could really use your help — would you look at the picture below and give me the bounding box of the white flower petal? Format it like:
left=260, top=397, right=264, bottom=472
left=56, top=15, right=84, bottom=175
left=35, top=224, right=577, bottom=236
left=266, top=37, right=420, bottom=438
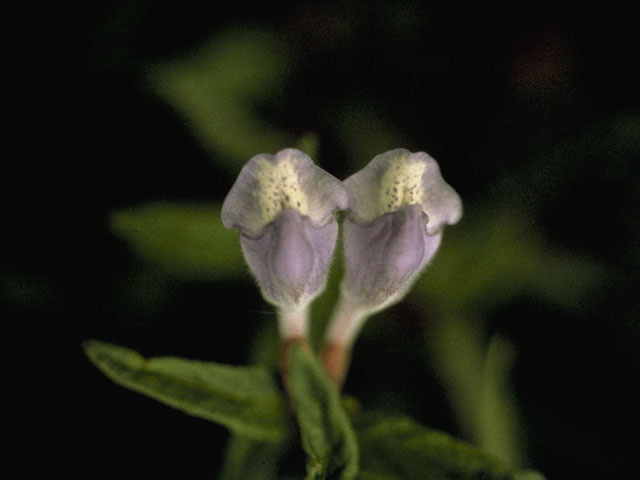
left=343, top=148, right=462, bottom=234
left=222, top=148, right=348, bottom=238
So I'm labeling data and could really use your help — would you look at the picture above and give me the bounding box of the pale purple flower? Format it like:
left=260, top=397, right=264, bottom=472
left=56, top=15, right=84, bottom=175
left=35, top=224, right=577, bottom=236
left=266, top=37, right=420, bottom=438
left=222, top=148, right=348, bottom=313
left=341, top=148, right=462, bottom=312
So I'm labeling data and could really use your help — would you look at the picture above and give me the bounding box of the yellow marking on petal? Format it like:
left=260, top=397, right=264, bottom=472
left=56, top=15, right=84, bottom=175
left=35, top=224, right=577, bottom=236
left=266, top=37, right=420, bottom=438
left=379, top=156, right=426, bottom=214
left=256, top=156, right=309, bottom=222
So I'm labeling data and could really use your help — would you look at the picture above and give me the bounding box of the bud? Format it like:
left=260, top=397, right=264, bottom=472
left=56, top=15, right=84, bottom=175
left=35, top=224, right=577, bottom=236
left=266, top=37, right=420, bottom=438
left=221, top=148, right=348, bottom=336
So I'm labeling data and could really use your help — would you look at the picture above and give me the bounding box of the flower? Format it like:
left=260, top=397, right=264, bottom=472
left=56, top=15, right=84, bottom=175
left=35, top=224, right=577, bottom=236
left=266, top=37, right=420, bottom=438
left=340, top=148, right=462, bottom=313
left=221, top=148, right=348, bottom=315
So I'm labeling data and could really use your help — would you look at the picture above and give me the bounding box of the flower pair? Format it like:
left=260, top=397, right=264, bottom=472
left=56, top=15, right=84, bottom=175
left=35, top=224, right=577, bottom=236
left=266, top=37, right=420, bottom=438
left=222, top=148, right=461, bottom=348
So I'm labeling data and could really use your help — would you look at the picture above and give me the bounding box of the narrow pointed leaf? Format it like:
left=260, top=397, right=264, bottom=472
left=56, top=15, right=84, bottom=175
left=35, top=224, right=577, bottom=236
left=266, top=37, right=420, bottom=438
left=288, top=345, right=359, bottom=480
left=84, top=340, right=285, bottom=441
left=353, top=412, right=545, bottom=480
left=219, top=435, right=284, bottom=480
left=110, top=202, right=243, bottom=280
left=415, top=209, right=603, bottom=315
left=149, top=29, right=293, bottom=165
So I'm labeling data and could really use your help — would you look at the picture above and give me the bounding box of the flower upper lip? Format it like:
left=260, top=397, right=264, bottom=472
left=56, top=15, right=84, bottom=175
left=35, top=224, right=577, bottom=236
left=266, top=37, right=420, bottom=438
left=343, top=148, right=462, bottom=234
left=222, top=148, right=349, bottom=238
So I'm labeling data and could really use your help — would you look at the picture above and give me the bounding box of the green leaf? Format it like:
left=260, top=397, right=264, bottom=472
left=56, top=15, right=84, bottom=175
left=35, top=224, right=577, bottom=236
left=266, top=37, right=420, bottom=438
left=218, top=321, right=287, bottom=480
left=352, top=412, right=544, bottom=480
left=426, top=315, right=487, bottom=448
left=415, top=208, right=603, bottom=315
left=219, top=435, right=284, bottom=480
left=478, top=335, right=522, bottom=467
left=426, top=317, right=524, bottom=467
left=288, top=344, right=359, bottom=480
left=84, top=340, right=285, bottom=441
left=149, top=28, right=294, bottom=166
left=512, top=471, right=547, bottom=480
left=110, top=202, right=243, bottom=280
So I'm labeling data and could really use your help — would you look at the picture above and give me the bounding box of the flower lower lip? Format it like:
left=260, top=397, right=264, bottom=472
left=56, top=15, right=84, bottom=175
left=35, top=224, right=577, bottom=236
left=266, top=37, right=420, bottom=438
left=270, top=210, right=314, bottom=297
left=342, top=204, right=428, bottom=306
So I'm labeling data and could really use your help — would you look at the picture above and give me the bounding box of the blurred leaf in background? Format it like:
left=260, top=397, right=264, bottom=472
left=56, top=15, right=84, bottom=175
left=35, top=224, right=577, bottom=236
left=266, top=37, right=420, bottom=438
left=417, top=208, right=604, bottom=316
left=412, top=205, right=604, bottom=465
left=150, top=28, right=295, bottom=168
left=110, top=202, right=243, bottom=280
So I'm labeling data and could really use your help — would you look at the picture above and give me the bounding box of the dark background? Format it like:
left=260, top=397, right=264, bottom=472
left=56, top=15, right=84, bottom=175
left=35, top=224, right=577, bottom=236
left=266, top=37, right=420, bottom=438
left=5, top=2, right=639, bottom=479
